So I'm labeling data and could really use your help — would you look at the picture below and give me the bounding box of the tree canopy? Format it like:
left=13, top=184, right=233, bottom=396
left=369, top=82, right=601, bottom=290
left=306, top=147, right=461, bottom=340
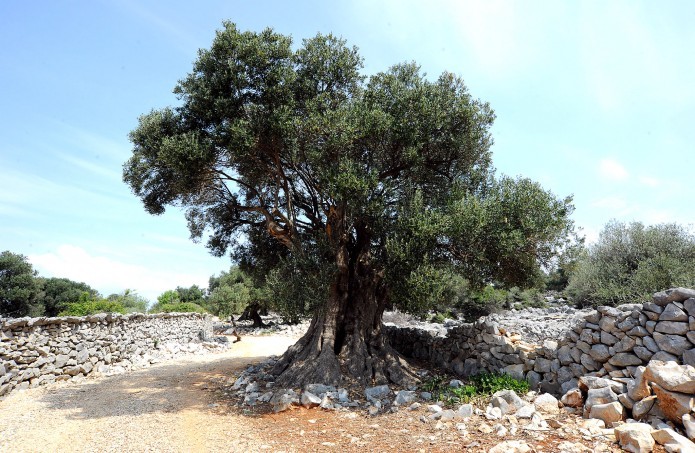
left=123, top=23, right=574, bottom=386
left=0, top=251, right=41, bottom=317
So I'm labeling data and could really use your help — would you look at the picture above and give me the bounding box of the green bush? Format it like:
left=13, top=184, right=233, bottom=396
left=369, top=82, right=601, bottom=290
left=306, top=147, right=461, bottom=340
left=421, top=371, right=529, bottom=406
left=58, top=294, right=126, bottom=316
left=151, top=302, right=207, bottom=313
left=566, top=221, right=695, bottom=307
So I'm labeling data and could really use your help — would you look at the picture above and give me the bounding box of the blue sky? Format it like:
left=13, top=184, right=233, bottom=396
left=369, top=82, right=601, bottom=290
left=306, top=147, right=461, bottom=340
left=1, top=1, right=694, bottom=302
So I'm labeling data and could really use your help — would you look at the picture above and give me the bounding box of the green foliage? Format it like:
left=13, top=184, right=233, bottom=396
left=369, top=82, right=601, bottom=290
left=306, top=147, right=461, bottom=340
left=58, top=292, right=126, bottom=316
left=566, top=221, right=695, bottom=307
left=0, top=250, right=42, bottom=317
left=421, top=372, right=529, bottom=406
left=153, top=302, right=207, bottom=314
left=469, top=371, right=529, bottom=395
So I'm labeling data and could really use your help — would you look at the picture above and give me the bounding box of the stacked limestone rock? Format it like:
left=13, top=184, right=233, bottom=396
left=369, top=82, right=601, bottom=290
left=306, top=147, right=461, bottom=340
left=0, top=312, right=221, bottom=397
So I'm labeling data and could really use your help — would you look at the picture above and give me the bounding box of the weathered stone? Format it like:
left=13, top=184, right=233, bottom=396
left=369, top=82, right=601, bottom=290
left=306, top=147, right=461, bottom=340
left=589, top=344, right=611, bottom=362
left=614, top=422, right=655, bottom=453
left=534, top=357, right=553, bottom=373
left=533, top=393, right=559, bottom=414
left=685, top=298, right=695, bottom=316
left=557, top=345, right=573, bottom=365
left=526, top=370, right=541, bottom=390
left=651, top=428, right=695, bottom=452
left=557, top=366, right=574, bottom=384
left=617, top=316, right=639, bottom=332
left=560, top=388, right=583, bottom=408
left=653, top=332, right=693, bottom=356
left=304, top=383, right=336, bottom=395
left=585, top=386, right=618, bottom=413
left=683, top=414, right=695, bottom=441
left=589, top=401, right=624, bottom=424
left=628, top=366, right=651, bottom=401
left=618, top=392, right=635, bottom=410
left=600, top=331, right=619, bottom=345
left=628, top=326, right=649, bottom=337
left=614, top=336, right=637, bottom=353
left=271, top=389, right=299, bottom=413
left=633, top=346, right=654, bottom=362
left=393, top=390, right=416, bottom=406
left=660, top=303, right=689, bottom=321
left=585, top=310, right=601, bottom=323
left=492, top=389, right=525, bottom=411
left=599, top=316, right=618, bottom=333
left=646, top=320, right=657, bottom=333
left=646, top=361, right=695, bottom=393
left=515, top=404, right=535, bottom=419
left=654, top=287, right=695, bottom=305
left=652, top=351, right=679, bottom=363
left=490, top=396, right=510, bottom=415
left=580, top=353, right=599, bottom=371
left=643, top=336, right=660, bottom=353
left=652, top=383, right=695, bottom=424
left=632, top=395, right=656, bottom=420
left=683, top=349, right=695, bottom=367
left=579, top=376, right=624, bottom=394
left=608, top=353, right=643, bottom=367
left=365, top=384, right=390, bottom=400
left=457, top=403, right=473, bottom=418
left=643, top=302, right=664, bottom=313
left=655, top=321, right=689, bottom=335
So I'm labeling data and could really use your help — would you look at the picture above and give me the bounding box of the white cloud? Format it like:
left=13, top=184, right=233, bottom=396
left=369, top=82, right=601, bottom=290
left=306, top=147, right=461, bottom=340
left=29, top=245, right=211, bottom=302
left=639, top=176, right=660, bottom=188
left=598, top=158, right=629, bottom=182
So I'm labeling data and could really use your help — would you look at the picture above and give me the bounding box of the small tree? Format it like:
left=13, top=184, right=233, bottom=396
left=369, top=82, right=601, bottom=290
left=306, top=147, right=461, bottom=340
left=123, top=23, right=575, bottom=386
left=0, top=251, right=41, bottom=317
left=567, top=220, right=695, bottom=307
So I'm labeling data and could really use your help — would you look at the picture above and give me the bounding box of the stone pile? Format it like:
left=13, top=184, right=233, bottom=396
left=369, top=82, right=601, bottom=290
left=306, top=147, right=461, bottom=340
left=0, top=312, right=223, bottom=397
left=385, top=287, right=695, bottom=397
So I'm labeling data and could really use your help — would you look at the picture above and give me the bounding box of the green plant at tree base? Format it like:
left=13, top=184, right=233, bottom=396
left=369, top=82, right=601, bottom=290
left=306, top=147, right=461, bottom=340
left=421, top=371, right=529, bottom=406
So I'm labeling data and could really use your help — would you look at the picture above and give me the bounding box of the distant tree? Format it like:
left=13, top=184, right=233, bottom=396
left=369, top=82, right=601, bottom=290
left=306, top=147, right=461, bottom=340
left=123, top=23, right=575, bottom=386
left=176, top=285, right=205, bottom=304
left=150, top=288, right=207, bottom=314
left=208, top=267, right=268, bottom=325
left=106, top=289, right=149, bottom=313
left=567, top=220, right=695, bottom=307
left=38, top=277, right=101, bottom=316
left=0, top=251, right=42, bottom=317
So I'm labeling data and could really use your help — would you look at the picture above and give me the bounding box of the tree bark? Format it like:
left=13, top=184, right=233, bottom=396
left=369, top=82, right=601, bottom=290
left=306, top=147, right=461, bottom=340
left=271, top=239, right=418, bottom=388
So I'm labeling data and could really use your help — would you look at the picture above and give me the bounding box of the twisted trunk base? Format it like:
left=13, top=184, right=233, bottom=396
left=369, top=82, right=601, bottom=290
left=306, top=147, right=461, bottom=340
left=271, top=262, right=418, bottom=388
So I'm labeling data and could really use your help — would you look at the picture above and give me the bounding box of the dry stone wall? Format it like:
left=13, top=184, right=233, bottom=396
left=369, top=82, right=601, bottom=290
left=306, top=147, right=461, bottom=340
left=385, top=287, right=695, bottom=396
left=0, top=312, right=216, bottom=397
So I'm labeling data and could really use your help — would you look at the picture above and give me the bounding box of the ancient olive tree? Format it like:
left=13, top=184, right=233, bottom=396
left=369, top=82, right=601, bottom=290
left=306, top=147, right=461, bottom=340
left=123, top=23, right=574, bottom=386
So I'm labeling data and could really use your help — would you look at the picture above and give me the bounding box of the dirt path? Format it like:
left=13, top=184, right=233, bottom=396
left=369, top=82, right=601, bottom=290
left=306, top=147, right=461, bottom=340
left=0, top=336, right=297, bottom=453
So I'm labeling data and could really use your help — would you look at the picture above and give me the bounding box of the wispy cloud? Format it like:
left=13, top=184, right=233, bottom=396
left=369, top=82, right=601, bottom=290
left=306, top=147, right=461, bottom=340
left=57, top=153, right=122, bottom=181
left=591, top=195, right=629, bottom=212
left=598, top=158, right=629, bottom=182
left=639, top=176, right=660, bottom=188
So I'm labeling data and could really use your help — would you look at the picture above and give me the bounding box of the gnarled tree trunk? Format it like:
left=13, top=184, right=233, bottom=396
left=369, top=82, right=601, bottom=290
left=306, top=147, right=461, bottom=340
left=271, top=224, right=418, bottom=387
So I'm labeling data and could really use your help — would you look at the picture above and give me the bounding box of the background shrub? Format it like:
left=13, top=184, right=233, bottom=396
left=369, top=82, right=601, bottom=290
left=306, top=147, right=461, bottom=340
left=566, top=220, right=695, bottom=307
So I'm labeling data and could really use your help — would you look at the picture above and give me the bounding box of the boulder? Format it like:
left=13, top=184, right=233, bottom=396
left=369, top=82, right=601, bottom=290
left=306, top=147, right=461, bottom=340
left=683, top=414, right=695, bottom=441
left=652, top=383, right=695, bottom=424
left=651, top=427, right=695, bottom=452
left=393, top=390, right=416, bottom=406
left=488, top=440, right=532, bottom=453
left=614, top=422, right=655, bottom=453
left=492, top=389, right=525, bottom=411
left=589, top=401, right=624, bottom=424
left=655, top=321, right=689, bottom=335
left=628, top=366, right=651, bottom=402
left=585, top=386, right=618, bottom=413
left=653, top=332, right=693, bottom=356
left=653, top=288, right=695, bottom=305
left=365, top=384, right=390, bottom=401
left=300, top=391, right=322, bottom=408
left=647, top=361, right=695, bottom=394
left=632, top=395, right=657, bottom=420
left=660, top=303, right=689, bottom=321
left=609, top=353, right=643, bottom=367
left=533, top=393, right=560, bottom=414
left=560, top=388, right=584, bottom=408
left=589, top=344, right=611, bottom=362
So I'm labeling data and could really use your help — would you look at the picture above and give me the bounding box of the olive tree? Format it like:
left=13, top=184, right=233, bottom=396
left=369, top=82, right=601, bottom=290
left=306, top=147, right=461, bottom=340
left=123, top=23, right=574, bottom=386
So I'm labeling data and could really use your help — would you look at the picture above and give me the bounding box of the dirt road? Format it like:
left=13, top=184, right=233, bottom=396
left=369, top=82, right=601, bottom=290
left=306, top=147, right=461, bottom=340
left=0, top=336, right=297, bottom=452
